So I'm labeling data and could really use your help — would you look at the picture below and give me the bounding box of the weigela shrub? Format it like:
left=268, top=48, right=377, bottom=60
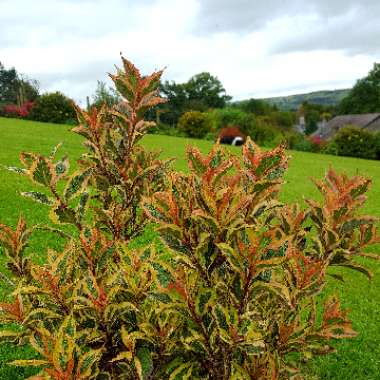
left=0, top=57, right=379, bottom=380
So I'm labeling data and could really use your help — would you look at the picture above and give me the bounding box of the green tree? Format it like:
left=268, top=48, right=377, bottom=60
left=0, top=62, right=18, bottom=104
left=301, top=103, right=321, bottom=135
left=91, top=80, right=121, bottom=109
left=19, top=78, right=39, bottom=103
left=160, top=72, right=231, bottom=126
left=159, top=80, right=188, bottom=125
left=210, top=107, right=255, bottom=136
left=339, top=63, right=380, bottom=114
left=268, top=111, right=295, bottom=130
left=0, top=63, right=39, bottom=105
left=238, top=98, right=276, bottom=115
left=185, top=72, right=231, bottom=109
left=304, top=112, right=319, bottom=135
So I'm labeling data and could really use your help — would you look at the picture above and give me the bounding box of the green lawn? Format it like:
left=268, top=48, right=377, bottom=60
left=0, top=117, right=379, bottom=379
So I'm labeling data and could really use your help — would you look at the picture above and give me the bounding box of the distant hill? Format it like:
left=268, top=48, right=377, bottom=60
left=261, top=89, right=350, bottom=111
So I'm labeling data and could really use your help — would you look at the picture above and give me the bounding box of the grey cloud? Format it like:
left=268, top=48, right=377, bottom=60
left=0, top=0, right=156, bottom=48
left=1, top=0, right=377, bottom=101
left=272, top=4, right=380, bottom=55
left=196, top=0, right=380, bottom=55
left=195, top=0, right=298, bottom=34
left=37, top=60, right=112, bottom=84
left=34, top=58, right=117, bottom=101
left=195, top=0, right=358, bottom=33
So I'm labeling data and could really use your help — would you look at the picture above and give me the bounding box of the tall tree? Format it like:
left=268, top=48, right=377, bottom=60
left=339, top=63, right=380, bottom=114
left=0, top=63, right=39, bottom=105
left=91, top=80, right=121, bottom=109
left=18, top=75, right=39, bottom=103
left=160, top=72, right=231, bottom=126
left=0, top=62, right=18, bottom=104
left=185, top=72, right=231, bottom=109
left=159, top=80, right=189, bottom=125
left=237, top=98, right=276, bottom=116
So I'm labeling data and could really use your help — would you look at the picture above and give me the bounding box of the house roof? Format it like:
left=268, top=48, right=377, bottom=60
left=315, top=113, right=380, bottom=140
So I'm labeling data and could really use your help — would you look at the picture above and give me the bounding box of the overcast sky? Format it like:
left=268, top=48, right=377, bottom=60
left=1, top=0, right=379, bottom=104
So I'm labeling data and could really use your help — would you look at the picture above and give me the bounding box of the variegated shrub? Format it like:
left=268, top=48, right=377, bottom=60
left=0, top=57, right=172, bottom=379
left=0, top=57, right=379, bottom=380
left=143, top=141, right=380, bottom=379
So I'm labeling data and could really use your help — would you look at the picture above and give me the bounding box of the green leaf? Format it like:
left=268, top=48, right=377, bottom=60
left=136, top=346, right=153, bottom=379
left=19, top=151, right=35, bottom=169
left=149, top=292, right=172, bottom=303
left=77, top=349, right=101, bottom=377
left=338, top=263, right=373, bottom=280
left=0, top=330, right=20, bottom=343
left=350, top=180, right=370, bottom=198
left=210, top=150, right=223, bottom=169
left=213, top=304, right=228, bottom=331
left=134, top=357, right=143, bottom=380
left=20, top=191, right=53, bottom=205
left=217, top=242, right=246, bottom=272
left=143, top=204, right=167, bottom=222
left=341, top=217, right=375, bottom=234
left=231, top=363, right=251, bottom=380
left=24, top=308, right=62, bottom=324
left=55, top=156, right=69, bottom=177
left=152, top=262, right=173, bottom=287
left=110, top=351, right=133, bottom=363
left=187, top=149, right=207, bottom=174
left=254, top=281, right=293, bottom=308
left=49, top=142, right=63, bottom=159
left=195, top=287, right=214, bottom=316
left=169, top=363, right=193, bottom=380
left=77, top=192, right=89, bottom=220
left=255, top=154, right=281, bottom=177
left=4, top=166, right=26, bottom=174
left=10, top=359, right=48, bottom=367
left=97, top=373, right=112, bottom=380
left=361, top=225, right=375, bottom=244
left=30, top=157, right=55, bottom=186
left=64, top=169, right=91, bottom=201
left=50, top=204, right=77, bottom=225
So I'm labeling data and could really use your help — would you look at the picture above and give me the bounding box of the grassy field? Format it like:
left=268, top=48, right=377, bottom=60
left=0, top=117, right=379, bottom=379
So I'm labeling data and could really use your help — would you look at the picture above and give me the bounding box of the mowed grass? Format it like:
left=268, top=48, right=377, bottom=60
left=0, top=117, right=379, bottom=379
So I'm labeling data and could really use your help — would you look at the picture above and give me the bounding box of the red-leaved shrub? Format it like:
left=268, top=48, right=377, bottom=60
left=3, top=101, right=34, bottom=118
left=309, top=135, right=327, bottom=152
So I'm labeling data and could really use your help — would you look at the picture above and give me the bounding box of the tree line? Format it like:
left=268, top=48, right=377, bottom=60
left=2, top=59, right=380, bottom=147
